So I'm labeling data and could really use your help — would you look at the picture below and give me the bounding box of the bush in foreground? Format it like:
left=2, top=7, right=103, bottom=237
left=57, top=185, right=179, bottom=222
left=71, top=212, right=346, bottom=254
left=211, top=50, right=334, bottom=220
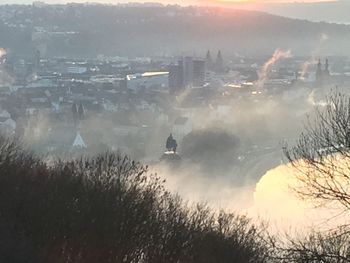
left=0, top=138, right=270, bottom=263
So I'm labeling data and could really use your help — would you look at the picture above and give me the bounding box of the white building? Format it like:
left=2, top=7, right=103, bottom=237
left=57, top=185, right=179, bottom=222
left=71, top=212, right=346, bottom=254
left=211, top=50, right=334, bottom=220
left=72, top=132, right=87, bottom=149
left=126, top=72, right=169, bottom=92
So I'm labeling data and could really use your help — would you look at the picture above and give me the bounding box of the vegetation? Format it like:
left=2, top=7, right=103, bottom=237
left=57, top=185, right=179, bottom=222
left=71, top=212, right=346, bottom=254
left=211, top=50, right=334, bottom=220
left=273, top=229, right=350, bottom=263
left=0, top=138, right=270, bottom=263
left=282, top=91, right=350, bottom=263
left=285, top=91, right=350, bottom=215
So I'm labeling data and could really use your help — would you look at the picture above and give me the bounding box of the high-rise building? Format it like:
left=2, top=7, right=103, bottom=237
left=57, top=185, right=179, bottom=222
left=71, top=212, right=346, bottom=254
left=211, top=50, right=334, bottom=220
left=193, top=59, right=206, bottom=87
left=183, top=56, right=194, bottom=87
left=169, top=56, right=206, bottom=93
left=169, top=63, right=184, bottom=94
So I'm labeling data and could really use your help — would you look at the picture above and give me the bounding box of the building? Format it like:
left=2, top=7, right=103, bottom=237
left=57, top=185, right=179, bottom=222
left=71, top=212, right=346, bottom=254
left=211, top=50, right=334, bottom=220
left=72, top=132, right=87, bottom=149
left=206, top=50, right=214, bottom=71
left=183, top=56, right=194, bottom=87
left=168, top=57, right=206, bottom=93
left=316, top=58, right=331, bottom=84
left=193, top=59, right=206, bottom=87
left=169, top=63, right=184, bottom=94
left=215, top=50, right=224, bottom=73
left=126, top=72, right=169, bottom=92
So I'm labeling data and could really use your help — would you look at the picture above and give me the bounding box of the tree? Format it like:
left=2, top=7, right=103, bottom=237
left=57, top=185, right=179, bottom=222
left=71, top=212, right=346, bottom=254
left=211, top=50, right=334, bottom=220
left=272, top=228, right=350, bottom=263
left=281, top=91, right=350, bottom=263
left=284, top=91, right=350, bottom=212
left=0, top=137, right=271, bottom=263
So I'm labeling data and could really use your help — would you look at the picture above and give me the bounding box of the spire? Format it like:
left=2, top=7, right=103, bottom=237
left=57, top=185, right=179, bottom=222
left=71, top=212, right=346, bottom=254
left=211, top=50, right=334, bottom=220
left=206, top=50, right=211, bottom=60
left=215, top=50, right=224, bottom=73
left=206, top=50, right=213, bottom=70
left=317, top=59, right=321, bottom=70
left=324, top=58, right=330, bottom=76
left=316, top=58, right=323, bottom=82
left=217, top=50, right=223, bottom=61
left=78, top=102, right=85, bottom=120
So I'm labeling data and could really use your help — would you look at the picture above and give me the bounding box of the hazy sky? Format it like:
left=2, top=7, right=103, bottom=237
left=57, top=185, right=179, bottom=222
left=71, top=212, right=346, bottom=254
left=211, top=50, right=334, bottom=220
left=0, top=0, right=339, bottom=4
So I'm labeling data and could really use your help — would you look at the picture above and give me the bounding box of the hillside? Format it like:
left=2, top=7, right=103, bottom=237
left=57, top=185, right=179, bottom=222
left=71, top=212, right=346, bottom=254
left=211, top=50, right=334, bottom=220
left=1, top=4, right=350, bottom=57
left=245, top=1, right=350, bottom=25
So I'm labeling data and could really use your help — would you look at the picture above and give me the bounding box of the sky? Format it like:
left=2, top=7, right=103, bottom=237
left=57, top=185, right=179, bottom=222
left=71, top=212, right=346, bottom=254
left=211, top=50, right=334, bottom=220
left=0, top=0, right=339, bottom=4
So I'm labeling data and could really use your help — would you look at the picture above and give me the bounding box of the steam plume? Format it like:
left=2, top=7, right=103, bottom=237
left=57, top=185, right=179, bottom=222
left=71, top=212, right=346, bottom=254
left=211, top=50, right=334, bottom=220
left=0, top=47, right=14, bottom=86
left=256, top=49, right=292, bottom=89
left=300, top=33, right=329, bottom=79
left=0, top=48, right=6, bottom=59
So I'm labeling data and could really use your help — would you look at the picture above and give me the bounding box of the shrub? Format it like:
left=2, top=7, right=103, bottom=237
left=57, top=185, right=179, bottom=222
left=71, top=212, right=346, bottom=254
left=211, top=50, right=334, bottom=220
left=0, top=138, right=270, bottom=263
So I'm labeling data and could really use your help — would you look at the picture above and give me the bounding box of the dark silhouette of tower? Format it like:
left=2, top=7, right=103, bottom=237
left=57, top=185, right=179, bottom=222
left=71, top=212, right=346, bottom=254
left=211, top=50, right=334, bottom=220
left=206, top=50, right=213, bottom=71
left=169, top=63, right=184, bottom=94
left=183, top=56, right=194, bottom=87
left=72, top=103, right=78, bottom=119
left=193, top=59, right=206, bottom=87
left=78, top=103, right=85, bottom=120
left=316, top=59, right=323, bottom=82
left=315, top=58, right=331, bottom=84
left=215, top=50, right=224, bottom=73
left=324, top=58, right=330, bottom=76
left=72, top=103, right=79, bottom=126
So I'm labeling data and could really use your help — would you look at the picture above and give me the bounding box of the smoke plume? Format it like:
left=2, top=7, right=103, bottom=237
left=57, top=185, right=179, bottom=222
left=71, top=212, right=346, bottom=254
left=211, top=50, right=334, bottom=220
left=256, top=49, right=292, bottom=89
left=0, top=48, right=14, bottom=86
left=300, top=33, right=329, bottom=79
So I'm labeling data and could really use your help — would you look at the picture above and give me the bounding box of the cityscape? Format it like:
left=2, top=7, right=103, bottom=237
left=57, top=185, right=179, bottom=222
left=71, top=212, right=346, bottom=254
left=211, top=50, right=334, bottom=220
left=1, top=1, right=350, bottom=262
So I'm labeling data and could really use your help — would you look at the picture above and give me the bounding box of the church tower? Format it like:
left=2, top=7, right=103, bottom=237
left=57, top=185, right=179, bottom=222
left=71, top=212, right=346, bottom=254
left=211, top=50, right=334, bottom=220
left=324, top=58, right=330, bottom=76
left=316, top=59, right=323, bottom=82
left=215, top=50, right=224, bottom=73
left=206, top=50, right=213, bottom=71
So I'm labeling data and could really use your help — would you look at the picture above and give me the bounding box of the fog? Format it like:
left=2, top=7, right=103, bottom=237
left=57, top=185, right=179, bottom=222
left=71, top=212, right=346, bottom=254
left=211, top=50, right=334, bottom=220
left=15, top=47, right=345, bottom=232
left=1, top=2, right=350, bottom=236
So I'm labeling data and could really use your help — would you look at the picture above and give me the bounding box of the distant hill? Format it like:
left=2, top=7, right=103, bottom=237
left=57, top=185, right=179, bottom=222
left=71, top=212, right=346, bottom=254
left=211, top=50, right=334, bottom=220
left=240, top=1, right=350, bottom=25
left=1, top=4, right=350, bottom=57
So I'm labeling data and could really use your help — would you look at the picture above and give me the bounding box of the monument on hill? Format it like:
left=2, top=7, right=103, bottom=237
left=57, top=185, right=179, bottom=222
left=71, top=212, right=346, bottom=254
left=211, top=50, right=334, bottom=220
left=166, top=133, right=178, bottom=153
left=160, top=134, right=181, bottom=163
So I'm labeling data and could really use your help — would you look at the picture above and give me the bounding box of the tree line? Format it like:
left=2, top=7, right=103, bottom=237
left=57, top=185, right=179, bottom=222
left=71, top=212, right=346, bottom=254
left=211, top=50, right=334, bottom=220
left=0, top=139, right=270, bottom=263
